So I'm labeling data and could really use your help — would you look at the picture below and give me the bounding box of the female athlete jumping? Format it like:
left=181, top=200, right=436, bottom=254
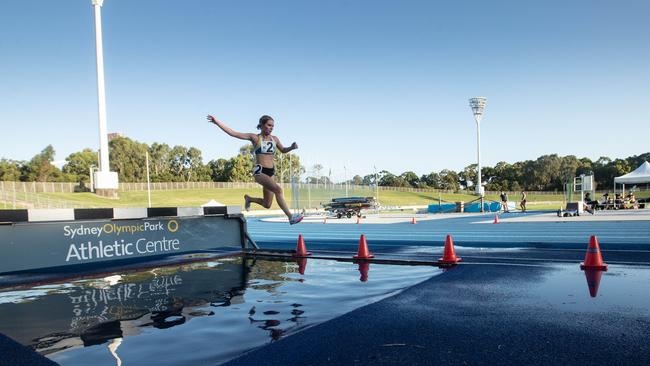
left=207, top=114, right=303, bottom=225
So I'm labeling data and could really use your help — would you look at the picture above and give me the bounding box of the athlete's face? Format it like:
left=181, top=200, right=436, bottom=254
left=261, top=120, right=274, bottom=135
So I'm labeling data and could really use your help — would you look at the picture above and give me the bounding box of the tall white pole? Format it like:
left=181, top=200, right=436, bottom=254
left=328, top=169, right=332, bottom=201
left=91, top=0, right=118, bottom=196
left=476, top=121, right=481, bottom=196
left=89, top=165, right=95, bottom=192
left=146, top=152, right=151, bottom=208
left=374, top=165, right=379, bottom=204
left=469, top=97, right=487, bottom=212
left=93, top=0, right=109, bottom=173
left=344, top=166, right=348, bottom=197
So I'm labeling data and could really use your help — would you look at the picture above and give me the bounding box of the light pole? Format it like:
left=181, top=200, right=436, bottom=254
left=374, top=165, right=379, bottom=206
left=145, top=151, right=151, bottom=208
left=89, top=165, right=96, bottom=192
left=469, top=97, right=487, bottom=212
left=344, top=166, right=348, bottom=197
left=91, top=0, right=119, bottom=197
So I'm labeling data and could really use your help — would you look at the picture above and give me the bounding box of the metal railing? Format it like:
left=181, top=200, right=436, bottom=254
left=0, top=180, right=582, bottom=195
left=0, top=189, right=97, bottom=209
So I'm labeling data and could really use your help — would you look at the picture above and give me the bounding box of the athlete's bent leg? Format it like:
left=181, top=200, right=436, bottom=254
left=244, top=188, right=273, bottom=208
left=255, top=174, right=292, bottom=218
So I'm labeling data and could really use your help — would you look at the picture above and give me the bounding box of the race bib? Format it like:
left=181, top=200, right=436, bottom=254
left=252, top=164, right=263, bottom=175
left=260, top=140, right=275, bottom=154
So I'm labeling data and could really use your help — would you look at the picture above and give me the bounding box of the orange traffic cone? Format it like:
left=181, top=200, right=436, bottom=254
left=583, top=269, right=604, bottom=297
left=438, top=234, right=461, bottom=265
left=296, top=257, right=308, bottom=275
left=493, top=215, right=500, bottom=224
left=293, top=234, right=312, bottom=257
left=580, top=235, right=607, bottom=271
left=357, top=261, right=370, bottom=282
left=411, top=217, right=417, bottom=224
left=353, top=234, right=374, bottom=259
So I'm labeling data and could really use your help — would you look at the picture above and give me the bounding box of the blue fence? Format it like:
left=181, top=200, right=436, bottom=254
left=428, top=201, right=512, bottom=213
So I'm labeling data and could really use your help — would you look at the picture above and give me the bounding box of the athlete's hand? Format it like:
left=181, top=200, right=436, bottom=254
left=206, top=115, right=217, bottom=125
left=290, top=142, right=298, bottom=150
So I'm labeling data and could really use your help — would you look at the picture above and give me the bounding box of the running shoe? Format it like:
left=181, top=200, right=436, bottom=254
left=289, top=213, right=304, bottom=225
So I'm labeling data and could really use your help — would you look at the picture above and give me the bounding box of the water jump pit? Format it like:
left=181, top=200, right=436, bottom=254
left=1, top=208, right=650, bottom=365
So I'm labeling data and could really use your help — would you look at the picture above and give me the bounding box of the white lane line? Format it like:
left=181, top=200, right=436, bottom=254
left=250, top=232, right=649, bottom=240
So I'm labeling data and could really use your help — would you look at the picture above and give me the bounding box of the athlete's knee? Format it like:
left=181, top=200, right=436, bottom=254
left=262, top=200, right=272, bottom=209
left=272, top=186, right=283, bottom=196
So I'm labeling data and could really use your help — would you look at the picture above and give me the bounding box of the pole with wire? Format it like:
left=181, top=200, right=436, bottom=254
left=146, top=151, right=151, bottom=208
left=469, top=97, right=487, bottom=212
left=374, top=165, right=379, bottom=208
left=344, top=166, right=348, bottom=197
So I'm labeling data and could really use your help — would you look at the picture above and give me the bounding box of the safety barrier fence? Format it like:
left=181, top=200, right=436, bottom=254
left=4, top=180, right=644, bottom=210
left=0, top=189, right=97, bottom=209
left=1, top=180, right=575, bottom=196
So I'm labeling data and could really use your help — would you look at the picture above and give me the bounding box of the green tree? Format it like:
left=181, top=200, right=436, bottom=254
left=420, top=172, right=440, bottom=188
left=379, top=170, right=408, bottom=187
left=62, top=148, right=98, bottom=183
left=274, top=153, right=305, bottom=183
left=459, top=164, right=477, bottom=190
left=361, top=174, right=377, bottom=185
left=556, top=155, right=581, bottom=189
left=226, top=153, right=254, bottom=182
left=185, top=147, right=210, bottom=181
left=208, top=158, right=230, bottom=181
left=25, top=145, right=63, bottom=182
left=0, top=159, right=24, bottom=181
left=532, top=154, right=562, bottom=190
left=351, top=175, right=363, bottom=185
left=109, top=137, right=148, bottom=182
left=400, top=171, right=420, bottom=188
left=149, top=143, right=172, bottom=181
left=438, top=169, right=460, bottom=191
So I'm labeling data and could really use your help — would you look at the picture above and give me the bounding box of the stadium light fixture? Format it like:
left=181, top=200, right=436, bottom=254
left=91, top=0, right=119, bottom=196
left=469, top=97, right=487, bottom=211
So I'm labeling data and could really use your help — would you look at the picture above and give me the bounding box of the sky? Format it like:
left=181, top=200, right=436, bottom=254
left=1, top=0, right=649, bottom=181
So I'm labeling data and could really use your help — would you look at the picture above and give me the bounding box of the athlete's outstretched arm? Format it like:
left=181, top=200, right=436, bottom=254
left=207, top=115, right=255, bottom=141
left=275, top=137, right=298, bottom=154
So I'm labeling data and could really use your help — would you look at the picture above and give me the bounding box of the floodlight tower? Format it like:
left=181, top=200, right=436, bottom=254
left=469, top=97, right=487, bottom=211
left=91, top=0, right=118, bottom=197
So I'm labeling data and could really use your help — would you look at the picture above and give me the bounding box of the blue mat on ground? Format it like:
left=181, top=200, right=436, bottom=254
left=427, top=201, right=510, bottom=213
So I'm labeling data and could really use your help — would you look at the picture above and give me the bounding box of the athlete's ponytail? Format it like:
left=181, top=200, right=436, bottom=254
left=257, top=115, right=274, bottom=130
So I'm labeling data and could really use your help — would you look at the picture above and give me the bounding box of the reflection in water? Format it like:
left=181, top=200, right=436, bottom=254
left=583, top=269, right=605, bottom=297
left=295, top=257, right=307, bottom=275
left=0, top=258, right=248, bottom=354
left=356, top=261, right=370, bottom=282
left=0, top=256, right=438, bottom=366
left=108, top=338, right=122, bottom=366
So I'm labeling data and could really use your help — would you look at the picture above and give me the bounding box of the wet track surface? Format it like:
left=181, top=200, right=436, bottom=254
left=226, top=212, right=650, bottom=365
left=225, top=262, right=650, bottom=366
left=0, top=257, right=439, bottom=366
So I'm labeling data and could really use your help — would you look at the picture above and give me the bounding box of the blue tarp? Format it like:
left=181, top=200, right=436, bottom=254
left=427, top=203, right=457, bottom=213
left=464, top=201, right=504, bottom=213
left=428, top=201, right=515, bottom=213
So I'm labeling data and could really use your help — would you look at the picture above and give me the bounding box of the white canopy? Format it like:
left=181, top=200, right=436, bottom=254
left=201, top=199, right=225, bottom=207
left=614, top=161, right=650, bottom=185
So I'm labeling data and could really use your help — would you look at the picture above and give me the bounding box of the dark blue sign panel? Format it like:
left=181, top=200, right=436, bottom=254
left=0, top=216, right=243, bottom=273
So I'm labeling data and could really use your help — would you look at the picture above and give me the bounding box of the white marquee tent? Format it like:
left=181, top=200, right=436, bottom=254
left=614, top=161, right=650, bottom=193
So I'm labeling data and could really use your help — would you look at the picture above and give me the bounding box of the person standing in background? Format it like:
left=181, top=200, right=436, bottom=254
left=500, top=191, right=510, bottom=213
